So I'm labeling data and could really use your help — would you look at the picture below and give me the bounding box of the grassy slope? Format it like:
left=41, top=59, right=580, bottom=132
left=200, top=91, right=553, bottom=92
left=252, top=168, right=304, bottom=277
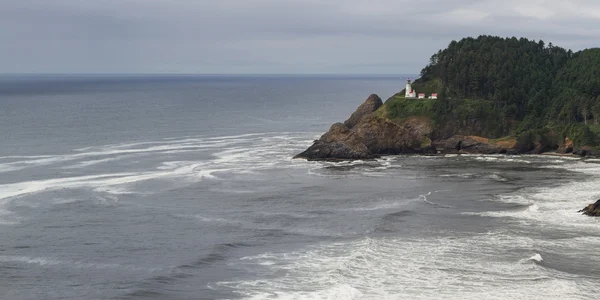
left=376, top=77, right=515, bottom=146
left=376, top=96, right=435, bottom=120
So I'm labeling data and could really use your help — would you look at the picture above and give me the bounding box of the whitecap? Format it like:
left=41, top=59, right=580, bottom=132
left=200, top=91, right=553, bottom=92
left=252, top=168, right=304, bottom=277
left=529, top=253, right=543, bottom=262
left=217, top=234, right=588, bottom=300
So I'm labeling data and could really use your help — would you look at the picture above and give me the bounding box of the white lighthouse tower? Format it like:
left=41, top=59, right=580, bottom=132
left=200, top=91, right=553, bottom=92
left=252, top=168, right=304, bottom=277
left=405, top=78, right=416, bottom=98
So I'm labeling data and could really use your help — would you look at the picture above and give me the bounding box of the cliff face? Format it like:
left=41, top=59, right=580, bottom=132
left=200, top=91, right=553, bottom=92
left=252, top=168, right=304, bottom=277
left=294, top=94, right=435, bottom=160
left=293, top=94, right=536, bottom=161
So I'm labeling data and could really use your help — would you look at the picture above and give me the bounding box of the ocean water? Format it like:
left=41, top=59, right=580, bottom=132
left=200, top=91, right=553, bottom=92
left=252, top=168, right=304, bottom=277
left=1, top=75, right=600, bottom=300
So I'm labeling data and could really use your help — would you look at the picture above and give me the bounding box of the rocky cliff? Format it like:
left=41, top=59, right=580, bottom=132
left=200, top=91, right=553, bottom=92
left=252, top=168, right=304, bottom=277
left=293, top=92, right=600, bottom=161
left=294, top=95, right=434, bottom=160
left=294, top=94, right=529, bottom=160
left=295, top=95, right=436, bottom=160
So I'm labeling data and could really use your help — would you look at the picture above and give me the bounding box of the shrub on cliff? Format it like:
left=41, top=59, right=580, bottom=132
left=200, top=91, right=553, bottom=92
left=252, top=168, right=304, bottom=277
left=562, top=123, right=598, bottom=148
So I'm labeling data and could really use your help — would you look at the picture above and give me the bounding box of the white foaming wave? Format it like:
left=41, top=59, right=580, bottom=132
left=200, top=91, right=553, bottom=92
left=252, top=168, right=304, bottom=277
left=473, top=156, right=500, bottom=162
left=219, top=233, right=591, bottom=300
left=209, top=134, right=319, bottom=173
left=0, top=134, right=268, bottom=173
left=0, top=162, right=230, bottom=223
left=0, top=173, right=138, bottom=201
left=530, top=154, right=582, bottom=161
left=342, top=201, right=415, bottom=212
left=306, top=156, right=401, bottom=179
left=0, top=132, right=317, bottom=219
left=487, top=173, right=509, bottom=181
left=0, top=132, right=323, bottom=225
left=440, top=172, right=509, bottom=182
left=440, top=172, right=474, bottom=178
left=525, top=253, right=543, bottom=263
left=471, top=155, right=532, bottom=164
left=469, top=160, right=600, bottom=230
left=420, top=191, right=453, bottom=208
left=72, top=133, right=264, bottom=152
left=62, top=154, right=137, bottom=169
left=0, top=173, right=140, bottom=223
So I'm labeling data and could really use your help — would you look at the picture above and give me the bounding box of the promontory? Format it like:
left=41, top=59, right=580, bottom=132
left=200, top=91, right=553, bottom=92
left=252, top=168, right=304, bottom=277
left=295, top=35, right=600, bottom=160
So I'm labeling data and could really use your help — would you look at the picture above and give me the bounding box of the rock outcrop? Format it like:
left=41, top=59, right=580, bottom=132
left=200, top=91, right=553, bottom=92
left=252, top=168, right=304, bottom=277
left=579, top=199, right=600, bottom=216
left=294, top=122, right=376, bottom=160
left=294, top=94, right=432, bottom=160
left=344, top=94, right=383, bottom=129
left=295, top=94, right=570, bottom=160
left=557, top=137, right=574, bottom=154
left=574, top=146, right=600, bottom=158
left=437, top=136, right=507, bottom=154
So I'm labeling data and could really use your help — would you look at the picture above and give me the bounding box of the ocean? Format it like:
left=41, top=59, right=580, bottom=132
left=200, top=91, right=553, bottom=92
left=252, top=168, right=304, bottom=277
left=1, top=75, right=599, bottom=300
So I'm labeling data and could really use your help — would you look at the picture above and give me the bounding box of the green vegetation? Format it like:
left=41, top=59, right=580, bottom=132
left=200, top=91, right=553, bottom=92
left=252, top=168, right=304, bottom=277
left=381, top=35, right=600, bottom=147
left=383, top=96, right=435, bottom=119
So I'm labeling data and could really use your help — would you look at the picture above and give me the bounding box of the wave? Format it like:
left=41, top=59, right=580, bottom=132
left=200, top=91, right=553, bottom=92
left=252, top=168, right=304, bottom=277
left=337, top=196, right=420, bottom=212
left=439, top=172, right=512, bottom=182
left=0, top=132, right=310, bottom=174
left=216, top=233, right=590, bottom=300
left=529, top=253, right=543, bottom=262
left=466, top=160, right=600, bottom=230
left=0, top=132, right=321, bottom=225
left=419, top=191, right=453, bottom=208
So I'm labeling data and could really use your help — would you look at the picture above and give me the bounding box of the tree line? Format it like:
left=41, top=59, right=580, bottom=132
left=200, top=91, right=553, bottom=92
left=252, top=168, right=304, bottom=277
left=417, top=35, right=600, bottom=144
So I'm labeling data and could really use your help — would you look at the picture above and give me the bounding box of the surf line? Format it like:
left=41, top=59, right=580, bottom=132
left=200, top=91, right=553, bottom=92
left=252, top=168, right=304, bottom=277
left=419, top=191, right=453, bottom=208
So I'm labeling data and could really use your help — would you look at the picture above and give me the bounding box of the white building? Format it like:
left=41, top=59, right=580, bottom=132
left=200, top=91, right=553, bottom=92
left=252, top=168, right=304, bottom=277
left=405, top=78, right=416, bottom=98
left=405, top=78, right=438, bottom=99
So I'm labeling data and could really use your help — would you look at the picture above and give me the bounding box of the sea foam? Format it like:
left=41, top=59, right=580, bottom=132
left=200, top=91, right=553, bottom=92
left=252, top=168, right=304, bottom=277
left=220, top=233, right=588, bottom=300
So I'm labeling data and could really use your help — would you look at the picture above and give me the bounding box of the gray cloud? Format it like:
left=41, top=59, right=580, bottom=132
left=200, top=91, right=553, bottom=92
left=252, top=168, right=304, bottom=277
left=1, top=0, right=600, bottom=74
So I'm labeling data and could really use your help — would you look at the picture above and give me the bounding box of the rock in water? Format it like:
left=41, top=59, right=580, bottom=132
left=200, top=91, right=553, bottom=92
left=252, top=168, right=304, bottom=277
left=344, top=94, right=383, bottom=129
left=579, top=199, right=600, bottom=216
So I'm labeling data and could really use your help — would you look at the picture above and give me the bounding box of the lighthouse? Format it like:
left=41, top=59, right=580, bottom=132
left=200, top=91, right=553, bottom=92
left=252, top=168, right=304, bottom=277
left=405, top=78, right=416, bottom=98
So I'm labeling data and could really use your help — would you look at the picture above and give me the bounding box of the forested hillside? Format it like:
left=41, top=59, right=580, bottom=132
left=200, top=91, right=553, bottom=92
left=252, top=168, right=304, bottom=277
left=387, top=35, right=600, bottom=148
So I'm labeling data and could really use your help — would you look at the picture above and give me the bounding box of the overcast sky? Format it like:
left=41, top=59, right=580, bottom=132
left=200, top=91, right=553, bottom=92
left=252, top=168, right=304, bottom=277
left=2, top=0, right=600, bottom=74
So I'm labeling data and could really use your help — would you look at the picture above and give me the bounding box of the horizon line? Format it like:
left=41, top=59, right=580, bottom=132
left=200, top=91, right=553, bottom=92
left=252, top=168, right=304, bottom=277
left=0, top=73, right=418, bottom=77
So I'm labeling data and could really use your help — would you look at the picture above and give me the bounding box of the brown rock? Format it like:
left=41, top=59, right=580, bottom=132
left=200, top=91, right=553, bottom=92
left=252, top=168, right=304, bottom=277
left=353, top=114, right=422, bottom=155
left=344, top=94, right=383, bottom=129
left=294, top=94, right=432, bottom=160
left=579, top=199, right=600, bottom=217
left=558, top=137, right=574, bottom=154
left=293, top=123, right=375, bottom=160
left=440, top=135, right=507, bottom=154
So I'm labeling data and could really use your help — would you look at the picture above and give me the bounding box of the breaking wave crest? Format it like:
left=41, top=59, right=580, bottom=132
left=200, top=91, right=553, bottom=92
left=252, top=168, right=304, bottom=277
left=215, top=233, right=591, bottom=300
left=464, top=160, right=600, bottom=230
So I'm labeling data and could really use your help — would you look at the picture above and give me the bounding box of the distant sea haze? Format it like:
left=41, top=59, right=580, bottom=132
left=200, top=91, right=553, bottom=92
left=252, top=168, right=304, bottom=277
left=0, top=75, right=599, bottom=300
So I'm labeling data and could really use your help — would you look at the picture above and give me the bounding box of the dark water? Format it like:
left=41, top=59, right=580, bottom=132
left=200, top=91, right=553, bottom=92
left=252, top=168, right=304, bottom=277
left=1, top=75, right=600, bottom=300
